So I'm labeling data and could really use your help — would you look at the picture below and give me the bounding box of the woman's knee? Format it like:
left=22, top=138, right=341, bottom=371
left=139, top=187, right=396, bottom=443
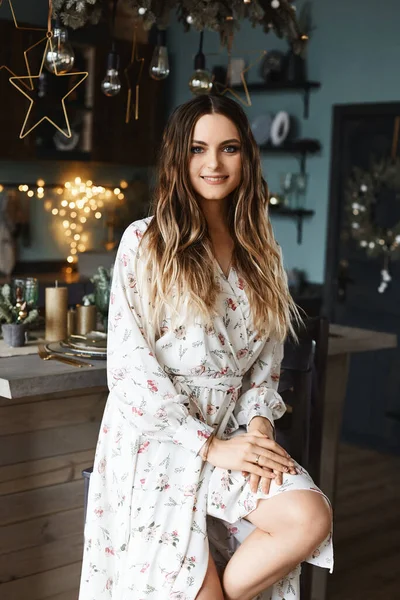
left=248, top=490, right=331, bottom=542
left=283, top=491, right=332, bottom=541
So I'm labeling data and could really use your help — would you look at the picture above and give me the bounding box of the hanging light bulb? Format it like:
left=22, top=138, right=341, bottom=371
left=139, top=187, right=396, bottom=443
left=149, top=29, right=170, bottom=80
left=44, top=18, right=75, bottom=74
left=101, top=45, right=122, bottom=97
left=188, top=31, right=213, bottom=95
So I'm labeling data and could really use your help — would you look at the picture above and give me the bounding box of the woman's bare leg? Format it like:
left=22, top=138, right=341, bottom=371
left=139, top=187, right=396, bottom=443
left=222, top=491, right=332, bottom=600
left=195, top=547, right=225, bottom=600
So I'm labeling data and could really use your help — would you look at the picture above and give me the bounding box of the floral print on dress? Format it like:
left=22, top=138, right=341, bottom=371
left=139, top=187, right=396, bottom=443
left=78, top=216, right=333, bottom=600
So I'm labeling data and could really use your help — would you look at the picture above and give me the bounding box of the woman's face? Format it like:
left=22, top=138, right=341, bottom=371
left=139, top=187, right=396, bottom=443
left=188, top=113, right=242, bottom=202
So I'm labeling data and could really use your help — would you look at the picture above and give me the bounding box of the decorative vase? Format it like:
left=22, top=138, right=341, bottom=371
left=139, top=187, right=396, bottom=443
left=2, top=323, right=26, bottom=347
left=284, top=49, right=306, bottom=83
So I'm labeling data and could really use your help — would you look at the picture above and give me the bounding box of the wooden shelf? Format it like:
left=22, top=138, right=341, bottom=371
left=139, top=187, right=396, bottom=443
left=270, top=206, right=314, bottom=217
left=231, top=80, right=320, bottom=93
left=269, top=205, right=315, bottom=245
left=259, top=139, right=321, bottom=154
left=230, top=80, right=321, bottom=118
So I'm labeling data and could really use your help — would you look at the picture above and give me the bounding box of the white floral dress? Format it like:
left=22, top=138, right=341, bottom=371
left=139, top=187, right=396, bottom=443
left=78, top=216, right=333, bottom=600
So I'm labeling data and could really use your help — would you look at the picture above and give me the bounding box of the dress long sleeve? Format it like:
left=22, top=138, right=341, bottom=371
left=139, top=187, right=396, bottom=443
left=233, top=336, right=287, bottom=433
left=107, top=223, right=214, bottom=455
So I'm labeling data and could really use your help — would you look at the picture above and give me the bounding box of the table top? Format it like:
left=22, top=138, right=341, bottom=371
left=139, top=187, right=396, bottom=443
left=0, top=324, right=397, bottom=399
left=328, top=323, right=397, bottom=356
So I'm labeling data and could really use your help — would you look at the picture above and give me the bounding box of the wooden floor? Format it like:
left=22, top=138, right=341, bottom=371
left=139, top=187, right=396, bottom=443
left=327, top=443, right=400, bottom=600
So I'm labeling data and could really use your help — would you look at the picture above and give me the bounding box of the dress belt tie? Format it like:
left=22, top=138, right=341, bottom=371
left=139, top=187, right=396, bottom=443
left=172, top=375, right=243, bottom=435
left=172, top=374, right=243, bottom=393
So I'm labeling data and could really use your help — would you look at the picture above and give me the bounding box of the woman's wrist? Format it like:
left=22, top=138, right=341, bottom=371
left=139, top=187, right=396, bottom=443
left=199, top=431, right=217, bottom=461
left=248, top=416, right=275, bottom=438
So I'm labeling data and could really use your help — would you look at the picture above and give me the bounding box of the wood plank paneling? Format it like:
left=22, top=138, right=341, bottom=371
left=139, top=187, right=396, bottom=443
left=0, top=534, right=83, bottom=584
left=328, top=443, right=400, bottom=600
left=0, top=562, right=82, bottom=600
left=0, top=450, right=94, bottom=495
left=0, top=508, right=83, bottom=555
left=0, top=386, right=104, bottom=599
left=0, top=422, right=101, bottom=466
left=0, top=480, right=84, bottom=526
left=0, top=393, right=107, bottom=435
left=0, top=386, right=107, bottom=407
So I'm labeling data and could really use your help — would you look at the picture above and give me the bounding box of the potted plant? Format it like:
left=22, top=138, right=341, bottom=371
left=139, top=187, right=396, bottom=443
left=0, top=283, right=39, bottom=347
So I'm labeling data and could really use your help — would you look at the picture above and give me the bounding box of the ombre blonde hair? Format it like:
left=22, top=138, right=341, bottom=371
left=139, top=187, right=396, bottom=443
left=139, top=95, right=302, bottom=343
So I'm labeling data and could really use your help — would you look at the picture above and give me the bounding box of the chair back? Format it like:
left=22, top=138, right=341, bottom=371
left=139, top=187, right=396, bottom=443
left=277, top=316, right=329, bottom=484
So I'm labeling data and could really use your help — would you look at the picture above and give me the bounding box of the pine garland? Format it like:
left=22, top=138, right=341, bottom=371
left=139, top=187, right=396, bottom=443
left=52, top=0, right=303, bottom=48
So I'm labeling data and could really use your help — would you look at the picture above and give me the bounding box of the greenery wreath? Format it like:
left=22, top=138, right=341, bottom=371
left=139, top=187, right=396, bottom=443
left=344, top=156, right=400, bottom=292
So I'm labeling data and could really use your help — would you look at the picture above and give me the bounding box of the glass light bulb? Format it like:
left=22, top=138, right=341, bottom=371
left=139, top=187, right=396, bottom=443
left=101, top=51, right=122, bottom=97
left=188, top=69, right=213, bottom=95
left=44, top=26, right=75, bottom=74
left=149, top=46, right=170, bottom=80
left=101, top=68, right=121, bottom=97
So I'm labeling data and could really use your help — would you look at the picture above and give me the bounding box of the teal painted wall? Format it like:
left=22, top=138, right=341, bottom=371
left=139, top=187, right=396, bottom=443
left=166, top=0, right=400, bottom=283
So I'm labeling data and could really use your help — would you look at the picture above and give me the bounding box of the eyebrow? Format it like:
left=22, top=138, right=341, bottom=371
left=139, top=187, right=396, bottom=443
left=192, top=138, right=241, bottom=146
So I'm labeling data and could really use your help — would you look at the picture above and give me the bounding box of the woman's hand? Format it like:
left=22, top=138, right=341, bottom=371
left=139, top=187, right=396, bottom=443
left=206, top=426, right=296, bottom=486
left=244, top=417, right=297, bottom=494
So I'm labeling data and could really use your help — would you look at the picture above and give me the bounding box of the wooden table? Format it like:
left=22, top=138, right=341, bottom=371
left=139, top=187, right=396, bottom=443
left=0, top=324, right=397, bottom=600
left=311, top=324, right=397, bottom=600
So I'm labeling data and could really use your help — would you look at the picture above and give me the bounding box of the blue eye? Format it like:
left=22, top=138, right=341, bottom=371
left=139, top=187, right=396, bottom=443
left=224, top=145, right=240, bottom=153
left=190, top=145, right=240, bottom=154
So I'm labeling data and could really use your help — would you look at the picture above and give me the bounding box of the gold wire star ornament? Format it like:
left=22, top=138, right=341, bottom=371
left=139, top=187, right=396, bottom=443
left=211, top=23, right=267, bottom=107
left=213, top=50, right=267, bottom=107
left=9, top=32, right=88, bottom=139
left=0, top=0, right=46, bottom=90
left=124, top=24, right=144, bottom=123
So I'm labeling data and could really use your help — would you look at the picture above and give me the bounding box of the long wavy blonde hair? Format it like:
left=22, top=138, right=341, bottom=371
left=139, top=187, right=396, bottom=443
left=139, top=95, right=302, bottom=343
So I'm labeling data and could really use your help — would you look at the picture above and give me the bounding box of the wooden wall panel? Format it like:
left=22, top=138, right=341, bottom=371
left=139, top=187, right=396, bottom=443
left=0, top=449, right=94, bottom=495
left=0, top=422, right=101, bottom=466
left=0, top=392, right=107, bottom=435
left=0, top=562, right=82, bottom=600
left=0, top=386, right=107, bottom=599
left=0, top=533, right=83, bottom=583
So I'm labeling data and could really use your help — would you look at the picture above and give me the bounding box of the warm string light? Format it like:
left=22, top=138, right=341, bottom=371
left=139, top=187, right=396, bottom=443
left=14, top=177, right=128, bottom=264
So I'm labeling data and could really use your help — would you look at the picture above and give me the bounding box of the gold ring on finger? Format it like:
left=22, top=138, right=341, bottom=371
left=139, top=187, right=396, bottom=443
left=254, top=454, right=261, bottom=465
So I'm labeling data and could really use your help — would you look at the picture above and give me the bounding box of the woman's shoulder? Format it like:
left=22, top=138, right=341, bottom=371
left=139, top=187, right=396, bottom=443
left=120, top=215, right=154, bottom=251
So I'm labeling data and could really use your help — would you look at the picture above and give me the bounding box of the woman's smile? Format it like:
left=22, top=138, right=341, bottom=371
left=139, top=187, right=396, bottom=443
left=201, top=175, right=229, bottom=185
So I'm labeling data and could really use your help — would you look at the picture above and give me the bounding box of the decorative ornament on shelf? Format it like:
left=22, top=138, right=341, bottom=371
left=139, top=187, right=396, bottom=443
left=212, top=23, right=267, bottom=107
left=149, top=28, right=170, bottom=80
left=124, top=24, right=144, bottom=122
left=44, top=16, right=75, bottom=74
left=189, top=31, right=213, bottom=95
left=8, top=0, right=88, bottom=139
left=344, top=118, right=400, bottom=293
left=52, top=1, right=304, bottom=51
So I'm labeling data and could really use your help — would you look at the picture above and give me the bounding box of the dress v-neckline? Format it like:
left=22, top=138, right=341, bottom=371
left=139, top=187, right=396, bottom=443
left=213, top=255, right=234, bottom=281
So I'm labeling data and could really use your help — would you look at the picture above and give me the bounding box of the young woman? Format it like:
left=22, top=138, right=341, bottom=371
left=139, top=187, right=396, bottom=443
left=79, top=95, right=333, bottom=600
